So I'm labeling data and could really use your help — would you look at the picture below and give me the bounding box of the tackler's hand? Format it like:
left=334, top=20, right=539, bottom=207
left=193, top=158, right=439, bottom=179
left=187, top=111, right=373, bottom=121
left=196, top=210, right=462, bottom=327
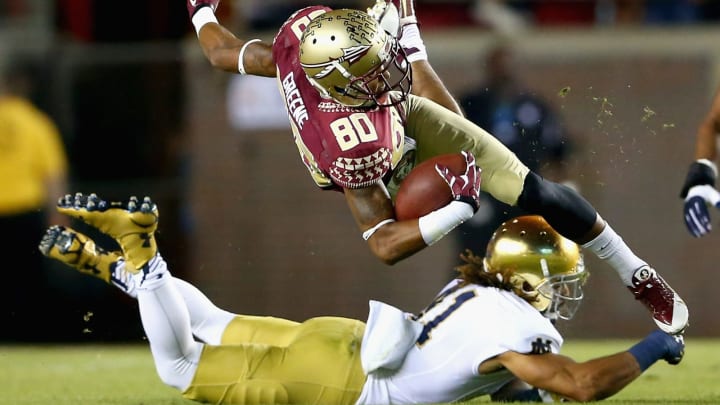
left=435, top=151, right=482, bottom=213
left=664, top=332, right=685, bottom=366
left=642, top=330, right=685, bottom=366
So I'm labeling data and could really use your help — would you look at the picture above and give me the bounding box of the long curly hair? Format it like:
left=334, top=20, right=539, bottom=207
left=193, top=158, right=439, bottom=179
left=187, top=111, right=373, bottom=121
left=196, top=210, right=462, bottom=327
left=454, top=249, right=538, bottom=305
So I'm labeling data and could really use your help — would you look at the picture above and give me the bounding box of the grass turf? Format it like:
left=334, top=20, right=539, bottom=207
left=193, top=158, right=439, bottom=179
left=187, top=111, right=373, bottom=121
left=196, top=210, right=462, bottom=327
left=0, top=338, right=718, bottom=404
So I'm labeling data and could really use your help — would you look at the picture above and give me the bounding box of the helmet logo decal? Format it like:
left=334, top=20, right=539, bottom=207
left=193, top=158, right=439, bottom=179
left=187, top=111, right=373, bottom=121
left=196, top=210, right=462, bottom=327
left=298, top=8, right=410, bottom=107
left=301, top=45, right=372, bottom=79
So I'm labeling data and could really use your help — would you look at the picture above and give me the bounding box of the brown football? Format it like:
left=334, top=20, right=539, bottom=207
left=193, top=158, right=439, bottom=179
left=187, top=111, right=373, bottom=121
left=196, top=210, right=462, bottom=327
left=394, top=153, right=467, bottom=221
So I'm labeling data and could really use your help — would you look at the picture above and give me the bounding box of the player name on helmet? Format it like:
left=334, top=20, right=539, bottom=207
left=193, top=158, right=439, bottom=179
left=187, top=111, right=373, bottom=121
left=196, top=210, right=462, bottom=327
left=282, top=72, right=309, bottom=129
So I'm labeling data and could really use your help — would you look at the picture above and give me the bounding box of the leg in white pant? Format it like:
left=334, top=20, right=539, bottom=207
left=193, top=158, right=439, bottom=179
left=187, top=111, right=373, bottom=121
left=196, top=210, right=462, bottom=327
left=133, top=255, right=205, bottom=391
left=115, top=258, right=236, bottom=346
left=172, top=277, right=236, bottom=345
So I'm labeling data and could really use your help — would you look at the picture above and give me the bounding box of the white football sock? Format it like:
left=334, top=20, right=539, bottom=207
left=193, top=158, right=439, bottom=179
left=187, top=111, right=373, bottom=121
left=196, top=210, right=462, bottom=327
left=582, top=223, right=648, bottom=286
left=110, top=259, right=137, bottom=298
left=133, top=254, right=169, bottom=291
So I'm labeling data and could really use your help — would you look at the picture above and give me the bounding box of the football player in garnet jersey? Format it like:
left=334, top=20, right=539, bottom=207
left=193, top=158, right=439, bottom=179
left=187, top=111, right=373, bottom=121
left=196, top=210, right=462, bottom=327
left=186, top=0, right=688, bottom=335
left=40, top=194, right=684, bottom=404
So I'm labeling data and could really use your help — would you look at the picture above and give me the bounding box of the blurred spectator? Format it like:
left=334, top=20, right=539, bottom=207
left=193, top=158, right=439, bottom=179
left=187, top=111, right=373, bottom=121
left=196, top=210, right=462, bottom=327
left=0, top=55, right=70, bottom=340
left=452, top=43, right=577, bottom=267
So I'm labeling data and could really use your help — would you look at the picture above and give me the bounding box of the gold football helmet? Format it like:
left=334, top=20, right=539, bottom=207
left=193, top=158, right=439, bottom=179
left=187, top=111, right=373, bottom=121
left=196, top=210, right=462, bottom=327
left=299, top=8, right=411, bottom=107
left=484, top=215, right=588, bottom=321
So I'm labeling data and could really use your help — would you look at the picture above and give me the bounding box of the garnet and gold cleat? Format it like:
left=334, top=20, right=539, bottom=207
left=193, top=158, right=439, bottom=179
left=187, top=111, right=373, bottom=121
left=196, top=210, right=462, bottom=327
left=628, top=266, right=689, bottom=335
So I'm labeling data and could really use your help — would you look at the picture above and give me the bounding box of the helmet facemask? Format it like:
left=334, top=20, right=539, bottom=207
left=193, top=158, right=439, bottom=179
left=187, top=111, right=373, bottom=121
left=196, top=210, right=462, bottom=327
left=533, top=258, right=588, bottom=321
left=342, top=40, right=411, bottom=107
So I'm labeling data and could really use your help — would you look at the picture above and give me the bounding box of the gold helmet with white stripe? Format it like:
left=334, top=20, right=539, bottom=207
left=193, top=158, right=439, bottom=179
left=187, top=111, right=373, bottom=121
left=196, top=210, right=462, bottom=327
left=484, top=215, right=588, bottom=321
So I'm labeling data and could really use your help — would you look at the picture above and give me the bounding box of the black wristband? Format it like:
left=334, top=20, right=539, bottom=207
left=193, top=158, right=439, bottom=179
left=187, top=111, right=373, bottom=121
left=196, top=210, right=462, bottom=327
left=455, top=195, right=479, bottom=212
left=680, top=161, right=716, bottom=198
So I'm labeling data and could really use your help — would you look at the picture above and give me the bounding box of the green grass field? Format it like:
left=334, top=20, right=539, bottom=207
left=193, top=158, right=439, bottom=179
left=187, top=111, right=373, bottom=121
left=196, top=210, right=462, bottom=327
left=0, top=339, right=718, bottom=404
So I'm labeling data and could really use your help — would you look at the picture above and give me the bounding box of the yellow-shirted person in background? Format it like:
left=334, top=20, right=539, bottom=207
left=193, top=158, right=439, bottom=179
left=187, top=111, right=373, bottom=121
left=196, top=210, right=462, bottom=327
left=0, top=56, right=69, bottom=340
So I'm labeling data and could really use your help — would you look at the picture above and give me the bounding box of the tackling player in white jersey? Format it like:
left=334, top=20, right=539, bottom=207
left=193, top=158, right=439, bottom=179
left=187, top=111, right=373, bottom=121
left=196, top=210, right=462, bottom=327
left=39, top=193, right=684, bottom=404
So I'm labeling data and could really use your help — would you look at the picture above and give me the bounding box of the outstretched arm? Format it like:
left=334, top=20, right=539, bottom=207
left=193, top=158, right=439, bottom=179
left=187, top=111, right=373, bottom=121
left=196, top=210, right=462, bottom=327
left=498, top=351, right=639, bottom=402
left=493, top=330, right=684, bottom=402
left=188, top=0, right=275, bottom=77
left=680, top=85, right=720, bottom=237
left=410, top=60, right=463, bottom=115
left=692, top=85, right=720, bottom=161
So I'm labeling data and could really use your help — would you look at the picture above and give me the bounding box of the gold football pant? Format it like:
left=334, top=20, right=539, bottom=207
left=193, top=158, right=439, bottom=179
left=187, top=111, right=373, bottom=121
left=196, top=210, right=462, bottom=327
left=182, top=315, right=366, bottom=405
left=402, top=94, right=530, bottom=206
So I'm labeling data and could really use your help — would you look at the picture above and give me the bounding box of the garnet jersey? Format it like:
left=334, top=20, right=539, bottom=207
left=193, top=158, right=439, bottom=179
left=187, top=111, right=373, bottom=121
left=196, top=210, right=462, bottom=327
left=272, top=6, right=406, bottom=190
left=356, top=279, right=563, bottom=404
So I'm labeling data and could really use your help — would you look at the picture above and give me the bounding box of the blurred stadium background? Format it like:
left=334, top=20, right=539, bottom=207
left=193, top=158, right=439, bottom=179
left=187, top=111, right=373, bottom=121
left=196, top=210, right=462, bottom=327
left=1, top=0, right=719, bottom=344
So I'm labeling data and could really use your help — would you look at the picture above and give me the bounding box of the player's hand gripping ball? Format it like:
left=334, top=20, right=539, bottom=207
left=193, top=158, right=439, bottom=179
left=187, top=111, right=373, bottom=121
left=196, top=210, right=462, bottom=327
left=394, top=152, right=471, bottom=221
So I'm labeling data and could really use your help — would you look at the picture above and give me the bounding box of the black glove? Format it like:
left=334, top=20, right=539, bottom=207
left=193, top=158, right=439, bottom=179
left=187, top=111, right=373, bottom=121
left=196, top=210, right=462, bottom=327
left=680, top=160, right=716, bottom=198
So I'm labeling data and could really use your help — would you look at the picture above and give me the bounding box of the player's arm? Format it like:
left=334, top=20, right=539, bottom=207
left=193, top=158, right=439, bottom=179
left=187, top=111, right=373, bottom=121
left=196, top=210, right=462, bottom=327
left=680, top=85, right=720, bottom=237
left=188, top=0, right=275, bottom=77
left=496, top=351, right=639, bottom=402
left=345, top=183, right=427, bottom=265
left=692, top=85, right=720, bottom=161
left=491, top=331, right=684, bottom=402
left=410, top=60, right=463, bottom=116
left=345, top=151, right=481, bottom=265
